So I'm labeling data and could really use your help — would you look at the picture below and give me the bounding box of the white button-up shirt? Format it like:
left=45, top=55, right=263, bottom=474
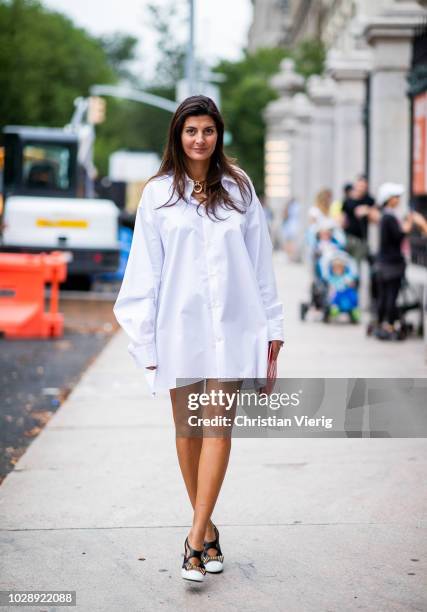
left=113, top=170, right=284, bottom=397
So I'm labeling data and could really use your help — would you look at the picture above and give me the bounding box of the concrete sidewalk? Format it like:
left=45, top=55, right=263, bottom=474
left=1, top=257, right=426, bottom=612
left=275, top=255, right=427, bottom=378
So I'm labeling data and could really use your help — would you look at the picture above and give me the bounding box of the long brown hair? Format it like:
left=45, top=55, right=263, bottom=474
left=315, top=188, right=332, bottom=215
left=148, top=95, right=252, bottom=221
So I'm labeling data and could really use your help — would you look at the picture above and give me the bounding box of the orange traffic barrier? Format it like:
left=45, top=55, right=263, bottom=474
left=0, top=251, right=68, bottom=338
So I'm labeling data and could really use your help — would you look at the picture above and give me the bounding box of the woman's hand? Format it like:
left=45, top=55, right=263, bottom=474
left=368, top=207, right=380, bottom=223
left=270, top=340, right=284, bottom=361
left=354, top=204, right=370, bottom=218
left=146, top=366, right=157, bottom=370
left=402, top=214, right=414, bottom=234
left=412, top=211, right=427, bottom=234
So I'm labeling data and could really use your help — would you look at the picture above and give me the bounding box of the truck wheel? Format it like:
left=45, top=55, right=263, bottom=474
left=63, top=275, right=93, bottom=291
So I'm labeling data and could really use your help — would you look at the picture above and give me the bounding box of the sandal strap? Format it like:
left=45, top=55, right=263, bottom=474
left=184, top=537, right=204, bottom=562
left=204, top=540, right=222, bottom=555
left=203, top=525, right=222, bottom=555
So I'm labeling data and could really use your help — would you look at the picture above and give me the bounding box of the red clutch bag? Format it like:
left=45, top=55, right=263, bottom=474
left=259, top=342, right=277, bottom=395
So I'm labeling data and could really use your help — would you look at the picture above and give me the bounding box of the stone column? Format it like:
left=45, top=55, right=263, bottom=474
left=263, top=59, right=305, bottom=236
left=292, top=92, right=312, bottom=211
left=306, top=75, right=336, bottom=208
left=363, top=2, right=426, bottom=199
left=289, top=92, right=313, bottom=257
left=327, top=50, right=372, bottom=199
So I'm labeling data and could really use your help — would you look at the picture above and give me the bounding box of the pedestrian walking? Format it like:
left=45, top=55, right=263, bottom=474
left=280, top=196, right=301, bottom=261
left=374, top=182, right=427, bottom=340
left=113, top=95, right=284, bottom=582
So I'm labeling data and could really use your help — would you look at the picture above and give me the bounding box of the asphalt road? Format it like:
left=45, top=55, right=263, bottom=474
left=0, top=290, right=118, bottom=484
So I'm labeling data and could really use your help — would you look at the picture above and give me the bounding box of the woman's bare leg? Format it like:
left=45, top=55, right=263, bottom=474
left=170, top=381, right=203, bottom=510
left=188, top=378, right=242, bottom=553
left=170, top=380, right=216, bottom=557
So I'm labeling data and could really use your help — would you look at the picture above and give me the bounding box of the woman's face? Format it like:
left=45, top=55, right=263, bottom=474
left=181, top=115, right=218, bottom=163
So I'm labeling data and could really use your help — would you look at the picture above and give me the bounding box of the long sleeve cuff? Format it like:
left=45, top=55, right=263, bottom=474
left=266, top=301, right=284, bottom=341
left=128, top=341, right=157, bottom=369
left=267, top=318, right=284, bottom=342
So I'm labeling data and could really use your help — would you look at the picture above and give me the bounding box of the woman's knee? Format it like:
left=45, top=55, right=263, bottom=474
left=201, top=436, right=232, bottom=448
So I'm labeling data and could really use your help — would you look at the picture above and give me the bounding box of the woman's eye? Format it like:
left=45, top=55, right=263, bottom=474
left=186, top=128, right=215, bottom=133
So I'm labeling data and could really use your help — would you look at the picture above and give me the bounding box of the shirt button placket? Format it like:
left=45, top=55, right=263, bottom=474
left=202, top=209, right=222, bottom=375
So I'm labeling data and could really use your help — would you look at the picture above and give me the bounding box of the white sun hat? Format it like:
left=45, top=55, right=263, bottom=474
left=377, top=182, right=405, bottom=206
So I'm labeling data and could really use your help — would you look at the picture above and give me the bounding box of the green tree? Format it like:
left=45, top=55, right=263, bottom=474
left=98, top=32, right=138, bottom=82
left=94, top=1, right=185, bottom=174
left=0, top=0, right=115, bottom=132
left=94, top=86, right=175, bottom=176
left=145, top=1, right=186, bottom=87
left=293, top=39, right=326, bottom=80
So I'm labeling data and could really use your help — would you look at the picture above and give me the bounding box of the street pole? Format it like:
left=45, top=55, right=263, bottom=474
left=185, top=0, right=195, bottom=96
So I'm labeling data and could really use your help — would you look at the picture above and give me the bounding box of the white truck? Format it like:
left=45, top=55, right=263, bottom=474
left=0, top=125, right=120, bottom=286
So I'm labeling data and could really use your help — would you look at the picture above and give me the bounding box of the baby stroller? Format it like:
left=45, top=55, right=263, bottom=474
left=319, top=250, right=360, bottom=323
left=366, top=264, right=423, bottom=339
left=300, top=221, right=359, bottom=323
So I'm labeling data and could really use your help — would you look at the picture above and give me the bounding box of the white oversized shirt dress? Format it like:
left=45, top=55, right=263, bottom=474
left=113, top=170, right=284, bottom=397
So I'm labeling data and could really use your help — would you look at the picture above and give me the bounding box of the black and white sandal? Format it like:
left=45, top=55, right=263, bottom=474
left=181, top=537, right=206, bottom=582
left=202, top=524, right=224, bottom=573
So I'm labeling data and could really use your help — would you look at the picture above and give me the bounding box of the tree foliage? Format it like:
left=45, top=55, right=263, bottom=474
left=98, top=32, right=138, bottom=81
left=94, top=86, right=175, bottom=176
left=293, top=39, right=326, bottom=80
left=0, top=0, right=115, bottom=131
left=0, top=0, right=174, bottom=175
left=95, top=1, right=186, bottom=174
left=145, top=1, right=186, bottom=87
left=0, top=0, right=326, bottom=184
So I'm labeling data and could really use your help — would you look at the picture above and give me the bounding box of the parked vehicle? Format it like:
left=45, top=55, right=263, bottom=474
left=0, top=125, right=120, bottom=288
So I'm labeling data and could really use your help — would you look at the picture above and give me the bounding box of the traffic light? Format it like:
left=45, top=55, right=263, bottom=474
left=88, top=96, right=106, bottom=124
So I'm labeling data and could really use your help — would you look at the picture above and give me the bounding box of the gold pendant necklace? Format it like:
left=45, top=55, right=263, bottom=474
left=193, top=180, right=205, bottom=194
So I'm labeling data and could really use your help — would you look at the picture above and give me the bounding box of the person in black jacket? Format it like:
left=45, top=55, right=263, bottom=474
left=375, top=183, right=427, bottom=340
left=342, top=174, right=378, bottom=266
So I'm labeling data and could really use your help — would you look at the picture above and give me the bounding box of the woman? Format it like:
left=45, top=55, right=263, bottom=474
left=375, top=182, right=427, bottom=340
left=280, top=196, right=301, bottom=261
left=113, top=95, right=284, bottom=582
left=306, top=188, right=345, bottom=256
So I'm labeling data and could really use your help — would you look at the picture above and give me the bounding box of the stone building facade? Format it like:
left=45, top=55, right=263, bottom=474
left=251, top=0, right=427, bottom=356
left=247, top=0, right=291, bottom=52
left=251, top=0, right=427, bottom=219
